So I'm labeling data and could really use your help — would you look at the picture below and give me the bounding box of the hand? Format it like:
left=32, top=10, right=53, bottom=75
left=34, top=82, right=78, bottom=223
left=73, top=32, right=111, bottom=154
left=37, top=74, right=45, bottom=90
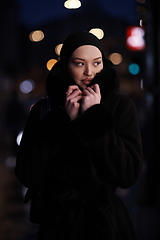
left=81, top=84, right=101, bottom=114
left=65, top=85, right=82, bottom=120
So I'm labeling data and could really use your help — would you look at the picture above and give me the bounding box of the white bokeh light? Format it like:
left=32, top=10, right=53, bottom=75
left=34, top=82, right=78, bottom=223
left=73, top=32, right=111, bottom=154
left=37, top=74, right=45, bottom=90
left=20, top=79, right=35, bottom=94
left=16, top=131, right=23, bottom=146
left=64, top=0, right=81, bottom=9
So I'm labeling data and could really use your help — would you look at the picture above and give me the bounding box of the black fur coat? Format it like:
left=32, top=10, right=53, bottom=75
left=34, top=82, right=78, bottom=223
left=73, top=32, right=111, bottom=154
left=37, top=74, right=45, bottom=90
left=15, top=60, right=143, bottom=240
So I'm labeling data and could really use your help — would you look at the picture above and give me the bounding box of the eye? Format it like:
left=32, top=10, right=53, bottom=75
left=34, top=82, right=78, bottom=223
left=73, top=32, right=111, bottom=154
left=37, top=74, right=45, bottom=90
left=94, top=61, right=102, bottom=66
left=77, top=62, right=83, bottom=66
left=75, top=62, right=84, bottom=67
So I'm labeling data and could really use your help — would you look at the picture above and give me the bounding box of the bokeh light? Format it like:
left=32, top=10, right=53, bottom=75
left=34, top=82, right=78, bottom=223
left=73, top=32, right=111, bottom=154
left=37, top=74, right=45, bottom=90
left=55, top=43, right=63, bottom=56
left=20, top=79, right=35, bottom=94
left=46, top=59, right=57, bottom=70
left=89, top=28, right=104, bottom=39
left=29, top=30, right=44, bottom=42
left=129, top=63, right=140, bottom=75
left=5, top=156, right=16, bottom=168
left=141, top=79, right=144, bottom=90
left=108, top=53, right=123, bottom=65
left=64, top=0, right=81, bottom=9
left=136, top=0, right=145, bottom=3
left=126, top=27, right=145, bottom=51
left=137, top=6, right=147, bottom=15
left=16, top=131, right=23, bottom=146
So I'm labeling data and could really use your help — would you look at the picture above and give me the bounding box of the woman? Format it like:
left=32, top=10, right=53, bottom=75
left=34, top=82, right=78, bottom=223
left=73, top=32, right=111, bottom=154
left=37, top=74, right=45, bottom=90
left=15, top=31, right=143, bottom=240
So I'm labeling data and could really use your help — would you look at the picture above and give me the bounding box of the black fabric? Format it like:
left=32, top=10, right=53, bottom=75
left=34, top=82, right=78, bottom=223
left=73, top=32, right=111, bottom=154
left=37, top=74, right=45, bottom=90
left=15, top=92, right=143, bottom=239
left=15, top=95, right=143, bottom=240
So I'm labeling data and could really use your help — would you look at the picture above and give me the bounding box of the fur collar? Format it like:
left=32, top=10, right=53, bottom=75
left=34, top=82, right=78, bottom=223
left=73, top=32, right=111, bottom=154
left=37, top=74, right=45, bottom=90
left=46, top=59, right=119, bottom=108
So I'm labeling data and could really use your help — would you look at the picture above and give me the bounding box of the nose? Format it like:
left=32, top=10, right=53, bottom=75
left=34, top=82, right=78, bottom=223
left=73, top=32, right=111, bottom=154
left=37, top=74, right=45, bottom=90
left=84, top=64, right=92, bottom=76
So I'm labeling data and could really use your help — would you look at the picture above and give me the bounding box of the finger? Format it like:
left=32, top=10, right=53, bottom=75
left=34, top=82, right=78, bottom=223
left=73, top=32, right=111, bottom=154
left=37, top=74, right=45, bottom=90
left=87, top=87, right=94, bottom=94
left=82, top=87, right=94, bottom=96
left=66, top=89, right=82, bottom=100
left=70, top=94, right=82, bottom=102
left=66, top=94, right=82, bottom=106
left=66, top=85, right=80, bottom=96
left=91, top=84, right=101, bottom=95
left=82, top=89, right=90, bottom=96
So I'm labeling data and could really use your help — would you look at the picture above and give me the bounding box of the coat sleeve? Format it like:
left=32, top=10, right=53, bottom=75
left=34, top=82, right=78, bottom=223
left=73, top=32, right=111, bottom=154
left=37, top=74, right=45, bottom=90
left=15, top=101, right=71, bottom=188
left=71, top=95, right=143, bottom=188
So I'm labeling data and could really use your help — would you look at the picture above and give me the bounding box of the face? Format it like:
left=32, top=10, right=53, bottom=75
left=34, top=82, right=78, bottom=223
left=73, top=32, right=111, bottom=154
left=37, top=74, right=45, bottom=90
left=67, top=45, right=103, bottom=89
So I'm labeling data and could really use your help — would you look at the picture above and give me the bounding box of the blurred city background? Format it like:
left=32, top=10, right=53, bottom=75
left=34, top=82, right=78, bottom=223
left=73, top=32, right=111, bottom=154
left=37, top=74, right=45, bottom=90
left=0, top=0, right=160, bottom=239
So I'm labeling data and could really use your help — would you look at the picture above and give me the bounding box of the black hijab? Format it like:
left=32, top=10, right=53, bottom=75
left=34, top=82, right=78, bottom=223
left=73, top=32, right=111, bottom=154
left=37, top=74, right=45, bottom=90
left=46, top=31, right=119, bottom=108
left=60, top=31, right=105, bottom=71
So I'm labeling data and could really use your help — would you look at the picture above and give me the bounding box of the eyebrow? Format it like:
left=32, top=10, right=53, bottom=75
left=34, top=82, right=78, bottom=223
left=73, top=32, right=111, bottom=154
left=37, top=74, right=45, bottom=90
left=73, top=57, right=102, bottom=61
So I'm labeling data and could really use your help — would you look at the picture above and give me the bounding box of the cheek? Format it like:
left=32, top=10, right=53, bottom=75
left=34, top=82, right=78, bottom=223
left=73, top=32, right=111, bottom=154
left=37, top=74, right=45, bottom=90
left=70, top=68, right=82, bottom=80
left=99, top=62, right=103, bottom=71
left=95, top=64, right=103, bottom=74
left=67, top=64, right=79, bottom=79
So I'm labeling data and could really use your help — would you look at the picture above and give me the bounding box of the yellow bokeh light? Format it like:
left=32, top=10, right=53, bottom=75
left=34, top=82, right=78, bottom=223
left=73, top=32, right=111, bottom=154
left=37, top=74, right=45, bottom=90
left=64, top=0, right=81, bottom=9
left=108, top=53, right=123, bottom=65
left=89, top=28, right=104, bottom=40
left=46, top=59, right=57, bottom=70
left=55, top=44, right=63, bottom=56
left=29, top=30, right=44, bottom=42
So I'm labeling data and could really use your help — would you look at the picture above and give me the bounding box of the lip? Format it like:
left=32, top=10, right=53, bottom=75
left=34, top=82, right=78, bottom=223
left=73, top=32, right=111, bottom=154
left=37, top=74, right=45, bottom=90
left=82, top=78, right=93, bottom=85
